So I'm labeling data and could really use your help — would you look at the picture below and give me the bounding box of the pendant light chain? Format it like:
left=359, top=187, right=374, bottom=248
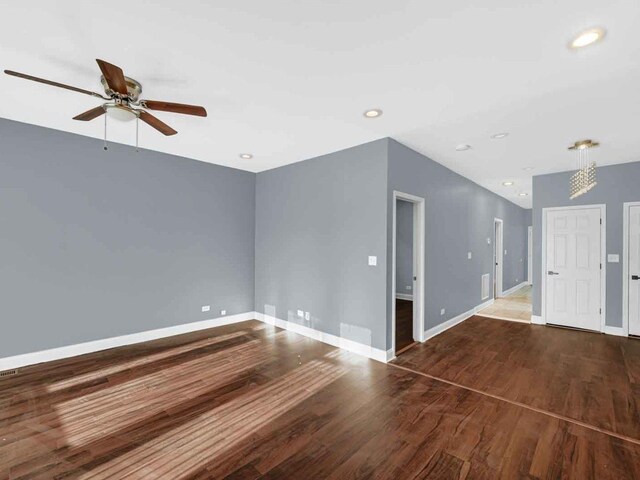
left=103, top=111, right=108, bottom=151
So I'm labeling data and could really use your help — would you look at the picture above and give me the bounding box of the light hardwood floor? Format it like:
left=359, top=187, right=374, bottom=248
left=1, top=317, right=640, bottom=479
left=479, top=284, right=532, bottom=322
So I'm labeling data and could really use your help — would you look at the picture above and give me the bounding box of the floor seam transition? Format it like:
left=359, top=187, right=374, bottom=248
left=386, top=362, right=640, bottom=447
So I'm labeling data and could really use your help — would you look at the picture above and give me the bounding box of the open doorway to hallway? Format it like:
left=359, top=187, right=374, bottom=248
left=479, top=216, right=533, bottom=323
left=391, top=192, right=425, bottom=357
left=395, top=199, right=415, bottom=353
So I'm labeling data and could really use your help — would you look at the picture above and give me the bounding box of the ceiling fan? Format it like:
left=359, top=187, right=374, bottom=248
left=4, top=59, right=207, bottom=138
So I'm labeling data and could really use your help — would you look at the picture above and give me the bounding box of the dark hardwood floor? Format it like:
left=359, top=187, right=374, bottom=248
left=393, top=315, right=640, bottom=443
left=395, top=299, right=414, bottom=352
left=1, top=318, right=640, bottom=479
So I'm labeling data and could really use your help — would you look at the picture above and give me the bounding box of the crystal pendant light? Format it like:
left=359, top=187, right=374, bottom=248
left=568, top=139, right=598, bottom=199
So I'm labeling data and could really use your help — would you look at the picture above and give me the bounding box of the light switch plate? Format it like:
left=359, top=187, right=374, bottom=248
left=607, top=254, right=620, bottom=263
left=201, top=305, right=210, bottom=312
left=368, top=256, right=377, bottom=266
left=220, top=310, right=226, bottom=316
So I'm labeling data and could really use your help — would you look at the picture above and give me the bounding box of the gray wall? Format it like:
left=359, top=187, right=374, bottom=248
left=395, top=200, right=414, bottom=295
left=532, top=162, right=640, bottom=327
left=254, top=140, right=389, bottom=351
left=0, top=119, right=256, bottom=357
left=387, top=139, right=528, bottom=347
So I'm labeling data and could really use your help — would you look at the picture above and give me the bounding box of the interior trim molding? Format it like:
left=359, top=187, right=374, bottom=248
left=395, top=293, right=414, bottom=301
left=500, top=281, right=528, bottom=298
left=423, top=298, right=494, bottom=342
left=0, top=312, right=257, bottom=371
left=531, top=315, right=544, bottom=325
left=255, top=312, right=389, bottom=363
left=603, top=325, right=627, bottom=337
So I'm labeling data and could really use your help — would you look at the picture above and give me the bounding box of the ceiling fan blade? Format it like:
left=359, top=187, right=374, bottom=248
left=96, top=59, right=128, bottom=95
left=4, top=70, right=108, bottom=99
left=142, top=100, right=207, bottom=117
left=73, top=106, right=105, bottom=121
left=139, top=111, right=177, bottom=136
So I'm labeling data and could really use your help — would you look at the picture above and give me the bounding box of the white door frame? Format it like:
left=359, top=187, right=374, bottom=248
left=391, top=191, right=425, bottom=357
left=494, top=218, right=504, bottom=298
left=527, top=226, right=533, bottom=285
left=622, top=201, right=640, bottom=337
left=541, top=204, right=606, bottom=331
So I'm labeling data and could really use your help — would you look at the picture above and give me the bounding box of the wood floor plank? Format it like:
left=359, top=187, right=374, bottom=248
left=1, top=319, right=640, bottom=478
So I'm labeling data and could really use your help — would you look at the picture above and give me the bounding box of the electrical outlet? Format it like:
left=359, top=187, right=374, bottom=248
left=220, top=309, right=226, bottom=316
left=468, top=251, right=472, bottom=259
left=440, top=308, right=445, bottom=316
left=504, top=249, right=507, bottom=255
left=201, top=305, right=210, bottom=312
left=487, top=237, right=491, bottom=244
left=297, top=310, right=304, bottom=317
left=305, top=312, right=310, bottom=320
left=406, top=285, right=412, bottom=290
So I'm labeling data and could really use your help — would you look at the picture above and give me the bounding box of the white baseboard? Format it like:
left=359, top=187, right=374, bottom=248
left=531, top=315, right=544, bottom=325
left=477, top=314, right=530, bottom=324
left=395, top=293, right=413, bottom=301
left=603, top=326, right=627, bottom=337
left=423, top=298, right=494, bottom=342
left=255, top=312, right=389, bottom=363
left=0, top=312, right=256, bottom=371
left=500, top=281, right=528, bottom=297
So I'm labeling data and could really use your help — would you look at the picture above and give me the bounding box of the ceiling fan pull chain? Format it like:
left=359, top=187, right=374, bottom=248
left=103, top=111, right=108, bottom=151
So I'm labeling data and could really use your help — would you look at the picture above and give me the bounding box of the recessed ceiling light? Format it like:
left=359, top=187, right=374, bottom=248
left=502, top=181, right=514, bottom=186
left=491, top=132, right=509, bottom=139
left=455, top=144, right=471, bottom=151
left=239, top=153, right=253, bottom=159
left=364, top=109, right=383, bottom=118
left=569, top=27, right=606, bottom=49
left=523, top=167, right=534, bottom=172
left=519, top=192, right=529, bottom=197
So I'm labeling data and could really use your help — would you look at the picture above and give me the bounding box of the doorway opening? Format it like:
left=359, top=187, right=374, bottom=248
left=391, top=191, right=425, bottom=358
left=479, top=218, right=532, bottom=323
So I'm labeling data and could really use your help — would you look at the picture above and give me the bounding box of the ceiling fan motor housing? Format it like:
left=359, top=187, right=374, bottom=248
left=101, top=75, right=142, bottom=102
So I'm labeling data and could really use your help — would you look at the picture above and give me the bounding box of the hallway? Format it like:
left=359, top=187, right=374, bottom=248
left=479, top=285, right=532, bottom=322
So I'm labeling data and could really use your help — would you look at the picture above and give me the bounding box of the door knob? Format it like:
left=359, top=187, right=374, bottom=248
left=547, top=271, right=560, bottom=276
left=632, top=275, right=640, bottom=280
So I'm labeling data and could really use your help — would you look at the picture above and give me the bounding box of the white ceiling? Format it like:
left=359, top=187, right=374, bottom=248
left=2, top=1, right=640, bottom=208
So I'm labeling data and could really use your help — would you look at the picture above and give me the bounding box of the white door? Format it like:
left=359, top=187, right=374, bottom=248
left=545, top=207, right=602, bottom=331
left=629, top=205, right=640, bottom=336
left=527, top=226, right=533, bottom=284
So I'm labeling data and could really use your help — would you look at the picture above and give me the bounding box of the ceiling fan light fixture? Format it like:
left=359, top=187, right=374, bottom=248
left=105, top=104, right=137, bottom=122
